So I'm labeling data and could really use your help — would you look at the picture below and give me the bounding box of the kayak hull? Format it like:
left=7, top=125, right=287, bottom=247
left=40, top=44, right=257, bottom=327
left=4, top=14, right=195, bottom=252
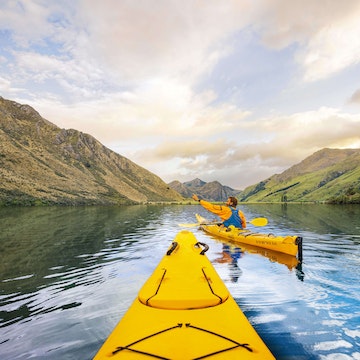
left=196, top=214, right=302, bottom=257
left=94, top=230, right=275, bottom=359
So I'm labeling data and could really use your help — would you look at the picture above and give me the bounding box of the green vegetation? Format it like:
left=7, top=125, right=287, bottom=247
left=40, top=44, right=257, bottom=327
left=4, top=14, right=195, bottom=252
left=328, top=185, right=360, bottom=204
left=239, top=149, right=360, bottom=204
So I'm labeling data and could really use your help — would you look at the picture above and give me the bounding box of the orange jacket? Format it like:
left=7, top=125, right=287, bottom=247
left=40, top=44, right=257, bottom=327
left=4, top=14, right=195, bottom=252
left=199, top=200, right=247, bottom=228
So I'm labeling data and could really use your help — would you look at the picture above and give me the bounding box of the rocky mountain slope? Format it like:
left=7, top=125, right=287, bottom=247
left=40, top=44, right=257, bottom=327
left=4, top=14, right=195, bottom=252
left=240, top=148, right=360, bottom=203
left=0, top=97, right=183, bottom=206
left=168, top=178, right=240, bottom=201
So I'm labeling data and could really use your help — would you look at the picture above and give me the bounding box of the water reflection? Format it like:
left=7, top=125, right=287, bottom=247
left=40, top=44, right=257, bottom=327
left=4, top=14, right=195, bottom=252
left=3, top=208, right=101, bottom=289
left=244, top=203, right=360, bottom=237
left=214, top=244, right=243, bottom=282
left=0, top=204, right=359, bottom=360
left=0, top=205, right=170, bottom=328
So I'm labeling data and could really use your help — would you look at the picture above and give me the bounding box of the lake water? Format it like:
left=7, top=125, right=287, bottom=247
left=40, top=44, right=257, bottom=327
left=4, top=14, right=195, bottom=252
left=1, top=204, right=359, bottom=359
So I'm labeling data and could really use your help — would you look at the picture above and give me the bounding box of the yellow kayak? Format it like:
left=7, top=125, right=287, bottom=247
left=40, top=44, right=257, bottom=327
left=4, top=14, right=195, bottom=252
left=94, top=230, right=275, bottom=359
left=196, top=214, right=302, bottom=258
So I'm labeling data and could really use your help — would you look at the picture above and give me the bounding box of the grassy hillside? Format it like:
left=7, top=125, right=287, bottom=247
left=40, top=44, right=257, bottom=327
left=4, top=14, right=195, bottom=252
left=0, top=97, right=183, bottom=206
left=240, top=149, right=360, bottom=203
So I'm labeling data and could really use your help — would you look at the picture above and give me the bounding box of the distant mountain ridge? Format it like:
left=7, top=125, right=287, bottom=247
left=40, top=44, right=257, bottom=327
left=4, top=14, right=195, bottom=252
left=2, top=97, right=359, bottom=206
left=168, top=178, right=240, bottom=201
left=0, top=97, right=183, bottom=206
left=240, top=148, right=360, bottom=203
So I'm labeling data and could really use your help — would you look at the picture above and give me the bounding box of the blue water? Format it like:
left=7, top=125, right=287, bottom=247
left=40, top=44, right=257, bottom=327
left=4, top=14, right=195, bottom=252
left=1, top=204, right=359, bottom=359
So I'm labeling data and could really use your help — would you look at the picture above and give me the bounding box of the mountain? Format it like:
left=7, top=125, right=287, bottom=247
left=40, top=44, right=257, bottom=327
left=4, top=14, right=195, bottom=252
left=168, top=178, right=240, bottom=201
left=240, top=148, right=360, bottom=203
left=0, top=97, right=183, bottom=206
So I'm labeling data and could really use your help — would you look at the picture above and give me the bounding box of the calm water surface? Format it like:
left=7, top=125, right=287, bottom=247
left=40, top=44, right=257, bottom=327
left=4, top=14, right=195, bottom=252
left=1, top=204, right=359, bottom=359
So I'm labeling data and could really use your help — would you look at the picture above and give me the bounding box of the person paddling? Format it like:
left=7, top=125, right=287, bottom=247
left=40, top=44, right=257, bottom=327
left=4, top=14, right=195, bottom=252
left=192, top=194, right=246, bottom=229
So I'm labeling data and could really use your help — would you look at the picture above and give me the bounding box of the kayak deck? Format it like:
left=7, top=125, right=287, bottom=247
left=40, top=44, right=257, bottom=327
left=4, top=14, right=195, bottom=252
left=196, top=214, right=302, bottom=258
left=94, top=231, right=275, bottom=359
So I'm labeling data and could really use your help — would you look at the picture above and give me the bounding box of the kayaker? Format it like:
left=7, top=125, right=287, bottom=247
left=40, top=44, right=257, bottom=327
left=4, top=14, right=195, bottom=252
left=192, top=194, right=246, bottom=229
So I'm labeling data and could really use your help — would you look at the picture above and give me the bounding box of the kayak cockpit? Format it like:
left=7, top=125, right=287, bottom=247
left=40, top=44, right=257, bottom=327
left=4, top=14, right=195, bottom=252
left=138, top=231, right=229, bottom=310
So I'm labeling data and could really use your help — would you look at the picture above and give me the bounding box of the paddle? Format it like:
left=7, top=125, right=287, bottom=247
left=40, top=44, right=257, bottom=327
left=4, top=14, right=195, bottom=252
left=179, top=217, right=268, bottom=228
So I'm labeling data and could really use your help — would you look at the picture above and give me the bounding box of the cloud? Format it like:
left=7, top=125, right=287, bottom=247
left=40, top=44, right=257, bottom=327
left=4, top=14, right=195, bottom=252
left=300, top=10, right=360, bottom=82
left=349, top=89, right=360, bottom=104
left=0, top=76, right=14, bottom=93
left=12, top=51, right=109, bottom=99
left=256, top=1, right=356, bottom=48
left=2, top=1, right=253, bottom=130
left=0, top=1, right=74, bottom=48
left=231, top=108, right=360, bottom=166
left=133, top=107, right=360, bottom=188
left=1, top=0, right=360, bottom=190
left=253, top=0, right=360, bottom=81
left=25, top=74, right=251, bottom=149
left=75, top=0, right=251, bottom=85
left=4, top=0, right=360, bottom=104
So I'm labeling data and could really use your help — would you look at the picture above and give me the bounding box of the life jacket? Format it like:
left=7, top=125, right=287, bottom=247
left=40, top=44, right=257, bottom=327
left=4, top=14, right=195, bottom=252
left=223, top=208, right=243, bottom=228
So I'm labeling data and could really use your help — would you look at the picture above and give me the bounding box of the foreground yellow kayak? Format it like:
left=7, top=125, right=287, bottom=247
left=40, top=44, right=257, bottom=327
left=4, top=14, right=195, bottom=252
left=196, top=214, right=302, bottom=258
left=94, top=230, right=275, bottom=359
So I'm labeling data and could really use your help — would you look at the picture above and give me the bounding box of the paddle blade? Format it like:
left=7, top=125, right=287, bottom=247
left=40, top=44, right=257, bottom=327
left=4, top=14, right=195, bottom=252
left=249, top=217, right=268, bottom=226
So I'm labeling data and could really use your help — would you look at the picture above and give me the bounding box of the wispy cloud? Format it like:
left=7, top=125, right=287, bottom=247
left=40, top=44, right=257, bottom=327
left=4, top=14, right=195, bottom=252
left=1, top=0, right=360, bottom=188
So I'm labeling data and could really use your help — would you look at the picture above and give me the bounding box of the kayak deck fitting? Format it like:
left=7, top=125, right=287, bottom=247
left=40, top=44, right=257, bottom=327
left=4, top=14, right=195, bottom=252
left=196, top=214, right=303, bottom=260
left=94, top=230, right=275, bottom=359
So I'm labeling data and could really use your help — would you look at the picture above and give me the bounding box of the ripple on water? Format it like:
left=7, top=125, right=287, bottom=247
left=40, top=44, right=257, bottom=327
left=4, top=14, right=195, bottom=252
left=1, top=205, right=359, bottom=360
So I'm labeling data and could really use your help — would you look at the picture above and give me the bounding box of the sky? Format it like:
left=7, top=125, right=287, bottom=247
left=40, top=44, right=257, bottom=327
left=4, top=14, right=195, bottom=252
left=1, top=0, right=360, bottom=190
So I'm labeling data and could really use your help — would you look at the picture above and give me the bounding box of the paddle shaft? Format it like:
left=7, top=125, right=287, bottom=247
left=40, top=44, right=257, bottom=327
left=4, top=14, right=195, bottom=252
left=179, top=217, right=268, bottom=228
